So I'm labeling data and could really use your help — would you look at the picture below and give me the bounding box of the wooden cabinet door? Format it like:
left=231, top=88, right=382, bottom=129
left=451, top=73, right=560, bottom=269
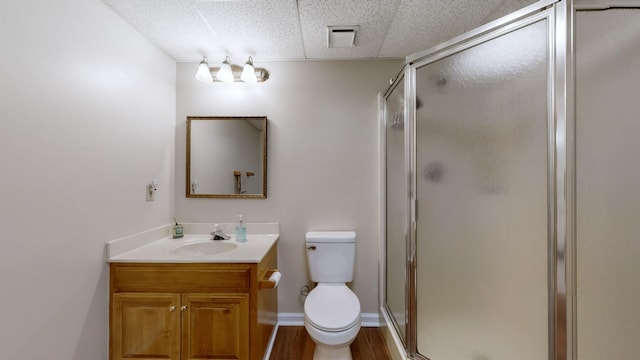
left=111, top=293, right=181, bottom=360
left=181, top=293, right=249, bottom=360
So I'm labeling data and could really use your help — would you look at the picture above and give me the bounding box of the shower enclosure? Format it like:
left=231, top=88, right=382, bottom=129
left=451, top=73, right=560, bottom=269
left=382, top=1, right=640, bottom=359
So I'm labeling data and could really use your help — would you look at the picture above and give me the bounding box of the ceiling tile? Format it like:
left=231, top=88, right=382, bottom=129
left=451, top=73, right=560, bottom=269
left=379, top=0, right=538, bottom=58
left=194, top=0, right=305, bottom=61
left=104, top=0, right=218, bottom=61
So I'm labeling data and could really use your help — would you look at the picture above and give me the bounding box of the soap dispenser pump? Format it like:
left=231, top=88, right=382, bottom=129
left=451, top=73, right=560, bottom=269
left=236, top=215, right=247, bottom=243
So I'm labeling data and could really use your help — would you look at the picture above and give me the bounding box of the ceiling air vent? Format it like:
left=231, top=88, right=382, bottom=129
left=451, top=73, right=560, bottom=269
left=327, top=26, right=358, bottom=48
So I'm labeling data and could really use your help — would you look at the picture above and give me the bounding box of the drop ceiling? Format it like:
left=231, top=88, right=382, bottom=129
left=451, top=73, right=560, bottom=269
left=102, top=0, right=538, bottom=62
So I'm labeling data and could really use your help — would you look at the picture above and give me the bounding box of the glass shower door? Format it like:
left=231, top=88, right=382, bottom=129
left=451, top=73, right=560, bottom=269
left=384, top=75, right=408, bottom=343
left=413, top=18, right=550, bottom=359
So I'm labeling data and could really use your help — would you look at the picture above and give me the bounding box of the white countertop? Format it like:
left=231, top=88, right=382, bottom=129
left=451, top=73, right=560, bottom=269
left=106, top=222, right=279, bottom=263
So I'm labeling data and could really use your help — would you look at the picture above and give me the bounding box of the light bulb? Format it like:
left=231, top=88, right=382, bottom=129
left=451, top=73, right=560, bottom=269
left=195, top=56, right=213, bottom=82
left=240, top=56, right=257, bottom=83
left=216, top=56, right=234, bottom=83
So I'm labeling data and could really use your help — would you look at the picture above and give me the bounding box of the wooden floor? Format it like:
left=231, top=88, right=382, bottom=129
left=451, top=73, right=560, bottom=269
left=269, top=326, right=392, bottom=360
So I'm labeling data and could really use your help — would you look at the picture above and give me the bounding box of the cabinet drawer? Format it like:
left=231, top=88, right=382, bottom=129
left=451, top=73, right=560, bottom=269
left=111, top=263, right=252, bottom=293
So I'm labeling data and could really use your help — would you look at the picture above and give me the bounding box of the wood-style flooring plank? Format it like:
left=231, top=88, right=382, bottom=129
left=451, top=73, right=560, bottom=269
left=351, top=326, right=392, bottom=360
left=269, top=326, right=391, bottom=360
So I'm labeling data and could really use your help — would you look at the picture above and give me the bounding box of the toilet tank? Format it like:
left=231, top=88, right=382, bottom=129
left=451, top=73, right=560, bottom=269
left=305, top=231, right=356, bottom=283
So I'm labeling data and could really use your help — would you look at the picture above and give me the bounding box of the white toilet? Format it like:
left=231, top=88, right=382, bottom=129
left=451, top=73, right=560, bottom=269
left=304, top=231, right=361, bottom=360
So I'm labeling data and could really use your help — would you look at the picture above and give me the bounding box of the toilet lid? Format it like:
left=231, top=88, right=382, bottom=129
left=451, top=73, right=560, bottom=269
left=305, top=285, right=361, bottom=332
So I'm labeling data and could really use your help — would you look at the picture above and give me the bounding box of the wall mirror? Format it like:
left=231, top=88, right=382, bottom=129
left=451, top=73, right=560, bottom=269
left=186, top=116, right=267, bottom=198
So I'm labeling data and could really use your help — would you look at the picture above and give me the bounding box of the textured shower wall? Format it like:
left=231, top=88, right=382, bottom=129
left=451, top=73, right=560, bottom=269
left=576, top=9, right=640, bottom=359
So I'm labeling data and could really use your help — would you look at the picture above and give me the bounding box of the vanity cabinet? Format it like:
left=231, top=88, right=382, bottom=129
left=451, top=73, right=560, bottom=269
left=111, top=292, right=181, bottom=359
left=109, top=245, right=277, bottom=360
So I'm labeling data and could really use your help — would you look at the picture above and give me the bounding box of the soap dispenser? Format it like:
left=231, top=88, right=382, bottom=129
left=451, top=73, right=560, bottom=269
left=236, top=215, right=247, bottom=243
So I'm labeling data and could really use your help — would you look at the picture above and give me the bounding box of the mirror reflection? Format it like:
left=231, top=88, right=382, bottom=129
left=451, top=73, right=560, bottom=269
left=186, top=116, right=267, bottom=198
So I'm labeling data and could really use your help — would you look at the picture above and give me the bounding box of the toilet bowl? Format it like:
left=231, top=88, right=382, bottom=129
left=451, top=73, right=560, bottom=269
left=304, top=284, right=361, bottom=360
left=304, top=231, right=361, bottom=360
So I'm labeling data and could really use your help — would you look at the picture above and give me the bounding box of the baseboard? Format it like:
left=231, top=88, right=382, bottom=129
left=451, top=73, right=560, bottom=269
left=277, top=312, right=382, bottom=327
left=277, top=313, right=304, bottom=326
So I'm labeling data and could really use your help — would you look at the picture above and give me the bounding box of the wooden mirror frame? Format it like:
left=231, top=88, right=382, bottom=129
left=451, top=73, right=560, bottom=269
left=186, top=116, right=267, bottom=198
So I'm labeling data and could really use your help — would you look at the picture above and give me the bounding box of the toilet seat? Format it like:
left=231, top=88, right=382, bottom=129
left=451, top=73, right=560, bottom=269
left=304, top=284, right=360, bottom=332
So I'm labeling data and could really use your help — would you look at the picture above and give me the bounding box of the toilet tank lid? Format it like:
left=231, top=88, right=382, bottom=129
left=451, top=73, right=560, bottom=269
left=305, top=231, right=356, bottom=243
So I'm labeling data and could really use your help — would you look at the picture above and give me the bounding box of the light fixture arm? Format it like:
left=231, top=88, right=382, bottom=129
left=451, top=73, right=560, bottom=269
left=212, top=66, right=269, bottom=83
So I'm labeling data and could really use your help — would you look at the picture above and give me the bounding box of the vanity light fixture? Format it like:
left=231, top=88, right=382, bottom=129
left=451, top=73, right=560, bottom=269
left=216, top=56, right=234, bottom=83
left=195, top=56, right=269, bottom=83
left=195, top=56, right=213, bottom=82
left=240, top=56, right=257, bottom=83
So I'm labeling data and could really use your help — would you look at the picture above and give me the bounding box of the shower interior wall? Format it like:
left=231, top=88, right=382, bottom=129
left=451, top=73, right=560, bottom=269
left=575, top=7, right=640, bottom=360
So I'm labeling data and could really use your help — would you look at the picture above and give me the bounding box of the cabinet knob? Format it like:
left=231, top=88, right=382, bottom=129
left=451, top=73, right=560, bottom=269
left=180, top=305, right=187, bottom=312
left=169, top=305, right=176, bottom=312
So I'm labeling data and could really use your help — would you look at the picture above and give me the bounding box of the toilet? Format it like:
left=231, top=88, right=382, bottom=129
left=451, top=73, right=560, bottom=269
left=304, top=231, right=361, bottom=360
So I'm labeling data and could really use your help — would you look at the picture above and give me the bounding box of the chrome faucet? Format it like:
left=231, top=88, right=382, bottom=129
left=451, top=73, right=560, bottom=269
left=210, top=223, right=230, bottom=240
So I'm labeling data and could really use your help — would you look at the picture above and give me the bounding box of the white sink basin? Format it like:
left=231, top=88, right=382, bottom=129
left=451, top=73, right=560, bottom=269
left=170, top=241, right=238, bottom=256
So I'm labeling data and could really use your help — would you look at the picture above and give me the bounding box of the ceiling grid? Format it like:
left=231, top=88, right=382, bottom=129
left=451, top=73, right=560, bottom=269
left=102, top=0, right=538, bottom=62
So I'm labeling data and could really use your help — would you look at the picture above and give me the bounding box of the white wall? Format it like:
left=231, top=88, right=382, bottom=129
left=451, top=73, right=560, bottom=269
left=175, top=60, right=401, bottom=315
left=0, top=1, right=175, bottom=359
